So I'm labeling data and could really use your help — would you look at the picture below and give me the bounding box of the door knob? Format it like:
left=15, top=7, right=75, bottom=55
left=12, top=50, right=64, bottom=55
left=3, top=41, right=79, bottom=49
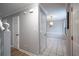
left=16, top=34, right=19, bottom=36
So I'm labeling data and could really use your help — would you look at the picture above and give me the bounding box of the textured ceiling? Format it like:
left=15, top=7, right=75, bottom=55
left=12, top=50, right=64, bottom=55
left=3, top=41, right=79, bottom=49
left=0, top=3, right=32, bottom=17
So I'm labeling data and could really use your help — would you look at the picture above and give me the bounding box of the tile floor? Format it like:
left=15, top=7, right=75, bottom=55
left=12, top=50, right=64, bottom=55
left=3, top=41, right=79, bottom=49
left=40, top=34, right=67, bottom=56
left=11, top=34, right=67, bottom=56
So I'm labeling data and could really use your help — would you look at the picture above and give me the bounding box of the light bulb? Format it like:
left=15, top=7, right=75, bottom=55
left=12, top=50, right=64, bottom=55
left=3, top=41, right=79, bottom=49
left=50, top=22, right=53, bottom=26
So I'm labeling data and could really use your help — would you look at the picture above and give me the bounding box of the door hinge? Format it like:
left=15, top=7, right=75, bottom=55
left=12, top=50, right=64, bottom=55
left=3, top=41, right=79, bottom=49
left=71, top=7, right=73, bottom=12
left=71, top=36, right=73, bottom=40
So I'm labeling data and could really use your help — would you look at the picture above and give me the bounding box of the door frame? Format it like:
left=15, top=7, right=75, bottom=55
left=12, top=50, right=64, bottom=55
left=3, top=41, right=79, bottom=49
left=39, top=4, right=47, bottom=54
left=12, top=16, right=20, bottom=49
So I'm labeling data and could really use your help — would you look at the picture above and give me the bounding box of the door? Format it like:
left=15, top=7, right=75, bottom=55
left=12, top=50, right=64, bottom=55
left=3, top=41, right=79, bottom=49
left=12, top=16, right=19, bottom=49
left=71, top=4, right=79, bottom=56
left=39, top=7, right=47, bottom=53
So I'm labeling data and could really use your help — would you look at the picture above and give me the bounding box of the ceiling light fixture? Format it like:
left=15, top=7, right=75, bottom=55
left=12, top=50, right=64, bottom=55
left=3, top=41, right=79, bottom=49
left=48, top=16, right=54, bottom=27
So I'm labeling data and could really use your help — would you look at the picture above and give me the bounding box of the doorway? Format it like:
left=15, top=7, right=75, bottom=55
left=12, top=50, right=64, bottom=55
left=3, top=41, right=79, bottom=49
left=12, top=16, right=20, bottom=49
left=40, top=3, right=67, bottom=56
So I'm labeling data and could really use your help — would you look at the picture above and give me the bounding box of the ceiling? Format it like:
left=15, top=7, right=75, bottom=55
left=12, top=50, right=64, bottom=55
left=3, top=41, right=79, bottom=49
left=41, top=3, right=67, bottom=20
left=0, top=3, right=32, bottom=17
left=0, top=3, right=67, bottom=20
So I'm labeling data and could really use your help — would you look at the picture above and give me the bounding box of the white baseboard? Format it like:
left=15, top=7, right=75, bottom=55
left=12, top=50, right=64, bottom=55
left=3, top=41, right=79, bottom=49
left=18, top=48, right=36, bottom=56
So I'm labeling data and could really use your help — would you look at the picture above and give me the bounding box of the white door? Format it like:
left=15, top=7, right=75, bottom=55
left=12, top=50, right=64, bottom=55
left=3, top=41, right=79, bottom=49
left=71, top=4, right=79, bottom=56
left=12, top=16, right=19, bottom=49
left=39, top=7, right=47, bottom=53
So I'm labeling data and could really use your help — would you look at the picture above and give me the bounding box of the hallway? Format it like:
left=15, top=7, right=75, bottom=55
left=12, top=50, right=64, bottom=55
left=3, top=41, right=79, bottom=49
left=40, top=35, right=67, bottom=56
left=0, top=3, right=78, bottom=56
left=38, top=3, right=67, bottom=56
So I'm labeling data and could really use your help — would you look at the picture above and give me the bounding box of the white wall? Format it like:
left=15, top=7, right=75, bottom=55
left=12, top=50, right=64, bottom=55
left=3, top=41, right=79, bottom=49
left=19, top=4, right=39, bottom=54
left=47, top=20, right=65, bottom=38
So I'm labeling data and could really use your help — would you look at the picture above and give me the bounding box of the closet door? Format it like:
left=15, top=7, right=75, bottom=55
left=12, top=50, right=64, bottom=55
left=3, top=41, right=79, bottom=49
left=72, top=4, right=79, bottom=56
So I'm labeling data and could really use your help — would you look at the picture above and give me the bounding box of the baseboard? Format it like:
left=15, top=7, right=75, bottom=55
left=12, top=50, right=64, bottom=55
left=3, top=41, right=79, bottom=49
left=18, top=48, right=36, bottom=56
